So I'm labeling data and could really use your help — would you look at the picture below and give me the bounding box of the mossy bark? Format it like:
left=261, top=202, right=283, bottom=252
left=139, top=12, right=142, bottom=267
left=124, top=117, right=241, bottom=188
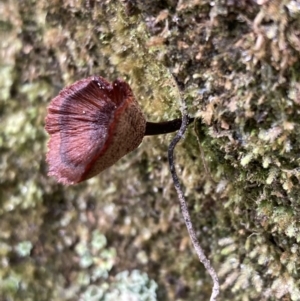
left=1, top=0, right=300, bottom=300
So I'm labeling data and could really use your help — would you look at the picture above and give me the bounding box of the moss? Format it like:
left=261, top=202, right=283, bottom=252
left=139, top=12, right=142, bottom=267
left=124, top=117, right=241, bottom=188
left=2, top=0, right=300, bottom=300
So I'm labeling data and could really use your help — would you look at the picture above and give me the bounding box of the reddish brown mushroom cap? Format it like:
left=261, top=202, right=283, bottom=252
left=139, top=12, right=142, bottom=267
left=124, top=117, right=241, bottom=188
left=45, top=76, right=146, bottom=185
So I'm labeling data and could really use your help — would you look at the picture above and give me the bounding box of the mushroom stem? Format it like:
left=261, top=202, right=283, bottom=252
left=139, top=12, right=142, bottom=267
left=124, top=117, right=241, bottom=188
left=144, top=116, right=195, bottom=136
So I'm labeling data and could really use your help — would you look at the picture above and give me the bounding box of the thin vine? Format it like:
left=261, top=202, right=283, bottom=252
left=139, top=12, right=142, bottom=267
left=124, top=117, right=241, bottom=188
left=168, top=103, right=220, bottom=301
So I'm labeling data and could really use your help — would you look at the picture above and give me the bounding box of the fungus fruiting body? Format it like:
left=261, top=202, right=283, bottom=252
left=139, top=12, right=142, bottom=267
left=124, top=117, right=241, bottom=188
left=45, top=76, right=193, bottom=185
left=45, top=76, right=146, bottom=185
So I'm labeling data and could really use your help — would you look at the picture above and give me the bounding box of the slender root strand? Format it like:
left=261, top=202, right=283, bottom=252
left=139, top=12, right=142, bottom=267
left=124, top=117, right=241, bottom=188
left=168, top=108, right=220, bottom=301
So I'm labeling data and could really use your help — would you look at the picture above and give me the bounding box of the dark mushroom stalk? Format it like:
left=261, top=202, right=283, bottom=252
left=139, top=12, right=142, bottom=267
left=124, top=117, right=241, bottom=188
left=145, top=117, right=194, bottom=136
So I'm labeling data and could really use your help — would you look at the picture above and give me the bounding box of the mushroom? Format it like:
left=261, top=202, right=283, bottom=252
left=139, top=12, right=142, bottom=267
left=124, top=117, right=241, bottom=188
left=45, top=76, right=193, bottom=185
